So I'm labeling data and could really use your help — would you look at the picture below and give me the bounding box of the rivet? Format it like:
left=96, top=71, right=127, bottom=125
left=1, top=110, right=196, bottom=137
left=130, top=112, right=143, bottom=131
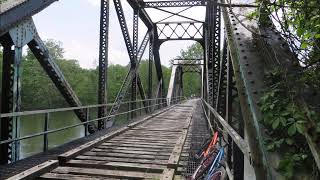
left=241, top=50, right=245, bottom=52
left=239, top=43, right=243, bottom=46
left=237, top=38, right=241, bottom=40
left=236, top=32, right=239, bottom=35
left=245, top=63, right=249, bottom=66
left=248, top=71, right=252, bottom=75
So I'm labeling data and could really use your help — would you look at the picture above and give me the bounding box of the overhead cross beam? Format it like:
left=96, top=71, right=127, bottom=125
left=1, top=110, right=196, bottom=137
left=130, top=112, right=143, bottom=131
left=157, top=22, right=204, bottom=42
left=141, top=0, right=206, bottom=8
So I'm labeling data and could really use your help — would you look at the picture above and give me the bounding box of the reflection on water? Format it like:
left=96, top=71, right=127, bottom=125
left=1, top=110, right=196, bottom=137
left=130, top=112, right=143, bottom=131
left=19, top=112, right=84, bottom=159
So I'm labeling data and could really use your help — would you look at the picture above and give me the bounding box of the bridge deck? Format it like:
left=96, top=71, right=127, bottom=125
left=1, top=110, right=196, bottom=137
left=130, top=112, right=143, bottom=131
left=8, top=99, right=209, bottom=180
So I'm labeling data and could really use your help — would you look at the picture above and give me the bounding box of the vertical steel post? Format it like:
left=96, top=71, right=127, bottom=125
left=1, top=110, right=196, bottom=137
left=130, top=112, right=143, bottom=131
left=131, top=9, right=139, bottom=119
left=98, top=0, right=110, bottom=130
left=43, top=113, right=49, bottom=152
left=0, top=39, right=22, bottom=164
left=148, top=30, right=154, bottom=106
left=85, top=108, right=90, bottom=137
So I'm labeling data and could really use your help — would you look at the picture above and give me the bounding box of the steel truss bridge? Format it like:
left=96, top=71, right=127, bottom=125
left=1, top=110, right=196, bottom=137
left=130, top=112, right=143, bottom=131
left=0, top=0, right=319, bottom=179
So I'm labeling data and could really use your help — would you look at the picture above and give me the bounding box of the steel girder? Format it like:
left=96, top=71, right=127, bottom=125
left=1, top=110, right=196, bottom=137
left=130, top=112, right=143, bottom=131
left=97, top=0, right=110, bottom=130
left=105, top=16, right=150, bottom=126
left=141, top=0, right=206, bottom=8
left=0, top=18, right=92, bottom=164
left=148, top=31, right=154, bottom=101
left=0, top=34, right=22, bottom=164
left=127, top=0, right=153, bottom=30
left=221, top=0, right=271, bottom=178
left=28, top=35, right=97, bottom=133
left=215, top=39, right=228, bottom=116
left=225, top=48, right=244, bottom=180
left=130, top=9, right=139, bottom=119
left=0, top=0, right=58, bottom=36
left=152, top=27, right=163, bottom=82
left=106, top=0, right=150, bottom=126
left=105, top=34, right=150, bottom=126
left=205, top=0, right=221, bottom=108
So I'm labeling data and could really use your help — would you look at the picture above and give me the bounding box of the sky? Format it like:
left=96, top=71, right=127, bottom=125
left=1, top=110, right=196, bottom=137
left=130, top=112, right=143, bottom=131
left=32, top=0, right=206, bottom=69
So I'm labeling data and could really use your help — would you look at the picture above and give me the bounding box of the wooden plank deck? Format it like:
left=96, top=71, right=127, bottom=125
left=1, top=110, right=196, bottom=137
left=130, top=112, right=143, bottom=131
left=9, top=99, right=199, bottom=180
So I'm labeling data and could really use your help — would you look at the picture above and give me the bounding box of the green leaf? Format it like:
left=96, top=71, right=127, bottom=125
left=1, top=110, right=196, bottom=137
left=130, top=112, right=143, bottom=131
left=279, top=117, right=287, bottom=126
left=270, top=104, right=275, bottom=110
left=272, top=118, right=280, bottom=129
left=285, top=138, right=294, bottom=145
left=266, top=143, right=275, bottom=151
left=301, top=42, right=308, bottom=49
left=315, top=34, right=320, bottom=39
left=288, top=124, right=296, bottom=136
left=296, top=123, right=305, bottom=134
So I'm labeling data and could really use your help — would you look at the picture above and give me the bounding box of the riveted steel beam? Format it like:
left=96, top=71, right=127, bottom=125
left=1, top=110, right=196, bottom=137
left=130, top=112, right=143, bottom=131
left=0, top=34, right=22, bottom=164
left=141, top=0, right=206, bottom=8
left=98, top=0, right=110, bottom=130
left=221, top=0, right=272, bottom=178
left=0, top=0, right=58, bottom=36
left=127, top=0, right=153, bottom=30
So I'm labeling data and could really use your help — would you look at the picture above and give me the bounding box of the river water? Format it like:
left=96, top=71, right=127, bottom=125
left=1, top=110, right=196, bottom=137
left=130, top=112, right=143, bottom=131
left=19, top=112, right=84, bottom=159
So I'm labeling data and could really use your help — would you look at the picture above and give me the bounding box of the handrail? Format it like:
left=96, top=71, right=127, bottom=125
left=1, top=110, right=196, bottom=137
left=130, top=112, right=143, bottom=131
left=201, top=99, right=251, bottom=159
left=0, top=97, right=176, bottom=118
left=0, top=97, right=185, bottom=159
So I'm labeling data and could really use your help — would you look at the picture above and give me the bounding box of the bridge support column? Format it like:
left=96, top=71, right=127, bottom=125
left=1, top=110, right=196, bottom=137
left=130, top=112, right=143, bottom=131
left=98, top=0, right=110, bottom=130
left=0, top=34, right=22, bottom=164
left=148, top=30, right=154, bottom=109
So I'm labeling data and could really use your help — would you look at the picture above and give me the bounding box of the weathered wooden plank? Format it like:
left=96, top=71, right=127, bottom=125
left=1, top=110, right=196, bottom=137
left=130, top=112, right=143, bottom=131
left=130, top=128, right=182, bottom=132
left=103, top=141, right=176, bottom=147
left=101, top=143, right=174, bottom=149
left=58, top=106, right=173, bottom=165
left=75, top=155, right=168, bottom=165
left=83, top=151, right=169, bottom=160
left=39, top=173, right=115, bottom=180
left=58, top=126, right=130, bottom=165
left=66, top=159, right=166, bottom=173
left=160, top=168, right=175, bottom=180
left=7, top=160, right=58, bottom=180
left=90, top=148, right=172, bottom=156
left=109, top=137, right=177, bottom=142
left=95, top=145, right=173, bottom=152
left=52, top=167, right=161, bottom=179
left=167, top=129, right=189, bottom=169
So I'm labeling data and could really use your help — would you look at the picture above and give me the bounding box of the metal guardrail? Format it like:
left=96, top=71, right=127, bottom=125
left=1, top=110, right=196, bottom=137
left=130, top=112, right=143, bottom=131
left=201, top=99, right=251, bottom=159
left=0, top=97, right=185, bottom=159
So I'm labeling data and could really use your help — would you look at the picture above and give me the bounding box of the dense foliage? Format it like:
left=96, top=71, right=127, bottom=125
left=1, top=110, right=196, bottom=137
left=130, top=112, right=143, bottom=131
left=245, top=0, right=320, bottom=178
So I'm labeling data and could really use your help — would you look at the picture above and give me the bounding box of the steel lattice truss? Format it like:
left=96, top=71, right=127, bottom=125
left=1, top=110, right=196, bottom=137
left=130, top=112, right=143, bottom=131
left=141, top=0, right=206, bottom=8
left=157, top=22, right=203, bottom=42
left=1, top=1, right=320, bottom=179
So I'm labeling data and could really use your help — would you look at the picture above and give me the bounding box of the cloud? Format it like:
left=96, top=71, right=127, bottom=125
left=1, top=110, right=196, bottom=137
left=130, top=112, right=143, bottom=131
left=84, top=0, right=100, bottom=7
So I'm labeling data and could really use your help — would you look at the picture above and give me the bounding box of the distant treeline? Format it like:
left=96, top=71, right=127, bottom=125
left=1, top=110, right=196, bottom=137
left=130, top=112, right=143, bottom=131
left=0, top=39, right=202, bottom=110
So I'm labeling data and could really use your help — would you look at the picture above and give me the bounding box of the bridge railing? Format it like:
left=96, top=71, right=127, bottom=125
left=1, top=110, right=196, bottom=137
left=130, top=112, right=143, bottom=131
left=201, top=99, right=250, bottom=179
left=0, top=96, right=185, bottom=161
